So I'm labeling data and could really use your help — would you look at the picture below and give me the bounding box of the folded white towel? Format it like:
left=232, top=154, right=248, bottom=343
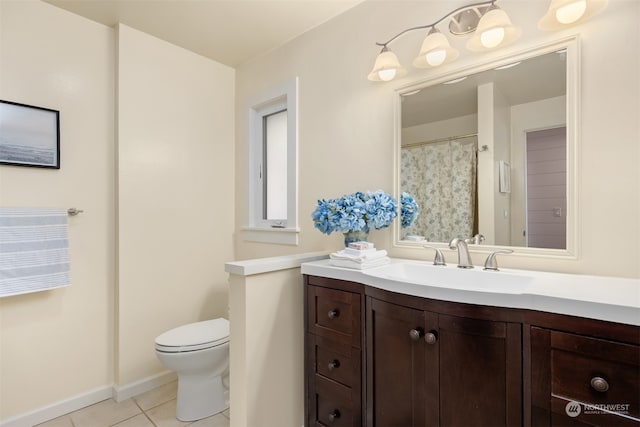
left=329, top=256, right=391, bottom=270
left=343, top=247, right=377, bottom=256
left=329, top=249, right=388, bottom=263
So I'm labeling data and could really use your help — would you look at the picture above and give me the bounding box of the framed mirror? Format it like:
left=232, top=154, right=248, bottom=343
left=394, top=37, right=579, bottom=257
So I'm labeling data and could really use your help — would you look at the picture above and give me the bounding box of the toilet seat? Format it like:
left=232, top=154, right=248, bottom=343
left=155, top=318, right=229, bottom=353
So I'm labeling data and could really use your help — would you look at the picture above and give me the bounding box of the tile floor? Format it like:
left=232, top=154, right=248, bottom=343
left=35, top=381, right=229, bottom=427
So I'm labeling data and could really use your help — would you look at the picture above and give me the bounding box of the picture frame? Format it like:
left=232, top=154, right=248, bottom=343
left=0, top=100, right=60, bottom=169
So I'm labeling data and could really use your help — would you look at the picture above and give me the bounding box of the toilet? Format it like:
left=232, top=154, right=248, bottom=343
left=154, top=318, right=230, bottom=421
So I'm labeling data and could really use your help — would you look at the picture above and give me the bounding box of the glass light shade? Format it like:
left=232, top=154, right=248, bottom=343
left=426, top=49, right=446, bottom=66
left=466, top=7, right=521, bottom=52
left=412, top=30, right=459, bottom=69
left=538, top=0, right=608, bottom=30
left=556, top=0, right=587, bottom=23
left=480, top=27, right=505, bottom=48
left=368, top=48, right=407, bottom=82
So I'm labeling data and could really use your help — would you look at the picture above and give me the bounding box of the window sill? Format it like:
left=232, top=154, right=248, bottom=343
left=240, top=226, right=300, bottom=245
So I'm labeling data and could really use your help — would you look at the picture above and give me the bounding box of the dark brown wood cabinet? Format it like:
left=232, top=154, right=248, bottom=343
left=530, top=325, right=640, bottom=426
left=366, top=289, right=522, bottom=427
left=304, top=274, right=640, bottom=427
left=305, top=276, right=365, bottom=427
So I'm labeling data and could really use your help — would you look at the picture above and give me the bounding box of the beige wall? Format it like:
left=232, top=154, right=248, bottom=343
left=0, top=3, right=236, bottom=422
left=235, top=0, right=640, bottom=279
left=116, top=24, right=235, bottom=385
left=228, top=268, right=304, bottom=427
left=0, top=0, right=115, bottom=419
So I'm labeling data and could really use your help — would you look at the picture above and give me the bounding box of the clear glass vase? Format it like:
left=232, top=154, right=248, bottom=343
left=343, top=229, right=369, bottom=247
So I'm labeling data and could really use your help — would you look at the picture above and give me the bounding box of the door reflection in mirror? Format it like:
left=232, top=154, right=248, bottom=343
left=524, top=127, right=566, bottom=249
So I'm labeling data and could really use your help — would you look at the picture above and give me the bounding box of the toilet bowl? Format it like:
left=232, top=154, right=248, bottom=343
left=155, top=318, right=229, bottom=422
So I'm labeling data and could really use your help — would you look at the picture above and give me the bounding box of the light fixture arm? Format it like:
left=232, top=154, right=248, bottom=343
left=374, top=0, right=497, bottom=48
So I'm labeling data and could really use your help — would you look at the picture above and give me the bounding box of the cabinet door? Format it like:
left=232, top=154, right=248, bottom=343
left=436, top=314, right=522, bottom=426
left=367, top=297, right=429, bottom=427
left=531, top=327, right=640, bottom=427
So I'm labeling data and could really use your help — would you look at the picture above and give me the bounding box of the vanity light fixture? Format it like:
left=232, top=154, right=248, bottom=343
left=368, top=0, right=520, bottom=82
left=412, top=27, right=460, bottom=69
left=539, top=0, right=608, bottom=30
left=466, top=4, right=522, bottom=52
left=367, top=46, right=407, bottom=82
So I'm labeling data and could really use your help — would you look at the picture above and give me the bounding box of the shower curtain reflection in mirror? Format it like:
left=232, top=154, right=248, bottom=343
left=401, top=135, right=478, bottom=242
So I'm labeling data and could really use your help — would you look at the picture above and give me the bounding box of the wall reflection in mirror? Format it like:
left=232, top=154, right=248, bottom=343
left=399, top=48, right=567, bottom=249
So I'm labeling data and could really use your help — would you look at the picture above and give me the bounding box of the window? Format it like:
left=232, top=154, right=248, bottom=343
left=242, top=78, right=298, bottom=245
left=263, top=109, right=287, bottom=222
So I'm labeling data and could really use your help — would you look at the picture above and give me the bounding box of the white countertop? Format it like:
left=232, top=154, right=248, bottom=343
left=301, top=258, right=640, bottom=326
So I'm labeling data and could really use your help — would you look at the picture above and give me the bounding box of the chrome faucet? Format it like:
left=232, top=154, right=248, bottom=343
left=449, top=238, right=474, bottom=269
left=423, top=245, right=446, bottom=266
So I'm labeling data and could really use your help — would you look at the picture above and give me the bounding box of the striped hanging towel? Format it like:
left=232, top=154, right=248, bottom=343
left=0, top=207, right=70, bottom=297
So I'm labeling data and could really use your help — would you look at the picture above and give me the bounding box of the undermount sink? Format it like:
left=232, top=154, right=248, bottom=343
left=362, top=261, right=533, bottom=294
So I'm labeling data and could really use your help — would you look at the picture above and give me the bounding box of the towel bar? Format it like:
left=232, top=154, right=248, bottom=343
left=67, top=208, right=84, bottom=216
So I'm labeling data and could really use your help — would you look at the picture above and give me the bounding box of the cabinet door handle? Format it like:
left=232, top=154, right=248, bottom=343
left=425, top=331, right=438, bottom=345
left=328, top=359, right=340, bottom=371
left=327, top=309, right=340, bottom=319
left=328, top=409, right=341, bottom=422
left=409, top=328, right=424, bottom=341
left=590, top=376, right=609, bottom=393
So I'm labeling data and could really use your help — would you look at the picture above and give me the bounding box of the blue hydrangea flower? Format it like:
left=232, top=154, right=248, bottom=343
left=311, top=190, right=401, bottom=236
left=400, top=192, right=419, bottom=228
left=363, top=190, right=397, bottom=230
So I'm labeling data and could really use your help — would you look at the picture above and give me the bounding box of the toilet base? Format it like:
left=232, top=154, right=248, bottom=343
left=176, top=373, right=228, bottom=421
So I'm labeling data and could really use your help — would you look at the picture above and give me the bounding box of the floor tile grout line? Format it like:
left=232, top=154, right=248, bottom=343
left=134, top=399, right=159, bottom=427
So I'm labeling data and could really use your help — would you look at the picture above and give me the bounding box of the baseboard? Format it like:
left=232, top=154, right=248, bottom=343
left=0, top=386, right=113, bottom=427
left=112, top=370, right=177, bottom=402
left=0, top=371, right=176, bottom=427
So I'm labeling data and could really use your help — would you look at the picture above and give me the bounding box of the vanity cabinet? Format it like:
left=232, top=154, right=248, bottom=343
left=366, top=288, right=522, bottom=427
left=305, top=276, right=365, bottom=427
left=529, top=319, right=640, bottom=426
left=303, top=274, right=640, bottom=427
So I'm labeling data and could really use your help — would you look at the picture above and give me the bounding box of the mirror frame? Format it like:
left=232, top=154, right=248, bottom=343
left=392, top=36, right=580, bottom=259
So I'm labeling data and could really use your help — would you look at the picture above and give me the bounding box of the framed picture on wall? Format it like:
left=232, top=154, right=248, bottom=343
left=0, top=100, right=60, bottom=169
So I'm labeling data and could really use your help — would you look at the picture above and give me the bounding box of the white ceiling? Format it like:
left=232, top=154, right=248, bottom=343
left=43, top=0, right=364, bottom=67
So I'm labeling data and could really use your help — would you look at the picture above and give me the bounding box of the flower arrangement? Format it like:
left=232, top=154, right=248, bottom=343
left=400, top=192, right=419, bottom=228
left=311, top=190, right=398, bottom=235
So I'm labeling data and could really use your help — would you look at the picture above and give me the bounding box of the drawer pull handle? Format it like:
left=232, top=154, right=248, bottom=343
left=328, top=359, right=340, bottom=371
left=425, top=331, right=438, bottom=345
left=328, top=309, right=340, bottom=319
left=328, top=409, right=341, bottom=422
left=409, top=328, right=424, bottom=341
left=590, top=376, right=609, bottom=393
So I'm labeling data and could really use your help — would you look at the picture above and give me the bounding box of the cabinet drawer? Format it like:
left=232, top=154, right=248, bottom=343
left=311, top=375, right=358, bottom=427
left=550, top=330, right=640, bottom=421
left=308, top=285, right=361, bottom=347
left=309, top=334, right=360, bottom=389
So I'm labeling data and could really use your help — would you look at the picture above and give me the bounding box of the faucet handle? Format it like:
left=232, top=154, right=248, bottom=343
left=483, top=249, right=514, bottom=271
left=465, top=234, right=485, bottom=245
left=423, top=245, right=446, bottom=266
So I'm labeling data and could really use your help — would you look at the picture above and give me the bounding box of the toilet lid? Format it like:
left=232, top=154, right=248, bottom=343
left=155, top=318, right=229, bottom=352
